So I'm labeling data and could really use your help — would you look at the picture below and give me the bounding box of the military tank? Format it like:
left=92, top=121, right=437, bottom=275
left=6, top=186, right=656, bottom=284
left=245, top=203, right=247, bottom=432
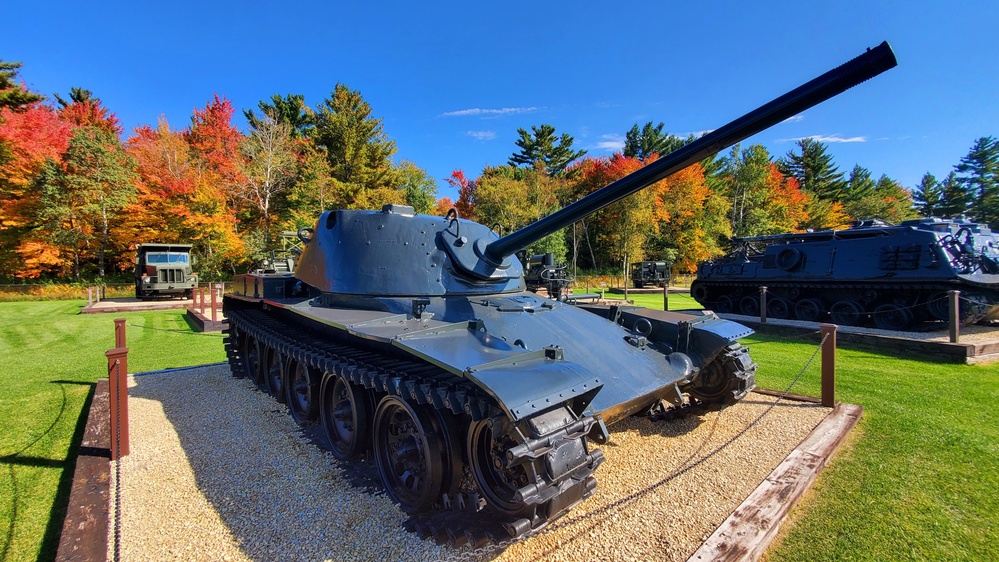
left=690, top=217, right=999, bottom=330
left=221, top=42, right=896, bottom=545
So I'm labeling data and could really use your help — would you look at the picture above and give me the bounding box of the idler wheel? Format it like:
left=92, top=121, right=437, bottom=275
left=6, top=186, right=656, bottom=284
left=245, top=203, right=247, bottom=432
left=873, top=303, right=914, bottom=331
left=320, top=374, right=370, bottom=461
left=794, top=298, right=826, bottom=322
left=830, top=300, right=865, bottom=326
left=285, top=359, right=319, bottom=424
left=766, top=297, right=793, bottom=319
left=264, top=346, right=286, bottom=402
left=690, top=282, right=709, bottom=303
left=468, top=416, right=537, bottom=517
left=739, top=295, right=761, bottom=316
left=373, top=396, right=450, bottom=513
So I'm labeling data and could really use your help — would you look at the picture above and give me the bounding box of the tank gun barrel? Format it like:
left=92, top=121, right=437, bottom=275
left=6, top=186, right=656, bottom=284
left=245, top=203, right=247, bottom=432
left=483, top=41, right=897, bottom=262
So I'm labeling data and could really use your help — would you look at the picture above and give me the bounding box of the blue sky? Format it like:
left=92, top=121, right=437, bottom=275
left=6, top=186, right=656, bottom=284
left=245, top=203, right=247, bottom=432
left=6, top=1, right=998, bottom=202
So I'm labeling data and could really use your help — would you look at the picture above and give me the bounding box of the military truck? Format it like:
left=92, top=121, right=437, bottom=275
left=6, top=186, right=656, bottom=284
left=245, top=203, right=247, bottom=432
left=632, top=261, right=670, bottom=288
left=134, top=243, right=196, bottom=299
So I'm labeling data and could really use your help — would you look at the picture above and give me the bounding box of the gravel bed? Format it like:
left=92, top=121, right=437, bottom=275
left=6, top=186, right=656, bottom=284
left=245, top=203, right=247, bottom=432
left=110, top=365, right=831, bottom=561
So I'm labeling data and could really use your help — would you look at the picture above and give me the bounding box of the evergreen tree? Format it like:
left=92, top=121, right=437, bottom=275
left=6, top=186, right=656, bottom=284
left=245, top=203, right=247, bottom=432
left=310, top=84, right=400, bottom=208
left=244, top=94, right=314, bottom=139
left=0, top=59, right=44, bottom=110
left=778, top=138, right=846, bottom=200
left=508, top=124, right=586, bottom=176
left=913, top=172, right=944, bottom=217
left=938, top=171, right=971, bottom=218
left=844, top=165, right=876, bottom=201
left=955, top=136, right=999, bottom=227
left=623, top=121, right=687, bottom=162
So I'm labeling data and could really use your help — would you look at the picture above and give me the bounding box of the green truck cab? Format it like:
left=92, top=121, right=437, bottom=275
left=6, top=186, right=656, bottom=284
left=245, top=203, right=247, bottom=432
left=134, top=243, right=196, bottom=299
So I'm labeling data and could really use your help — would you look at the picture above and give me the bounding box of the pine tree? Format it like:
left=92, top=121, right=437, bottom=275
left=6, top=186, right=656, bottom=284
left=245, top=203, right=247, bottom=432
left=0, top=60, right=44, bottom=111
left=938, top=171, right=971, bottom=218
left=310, top=84, right=400, bottom=207
left=244, top=94, right=313, bottom=139
left=508, top=124, right=586, bottom=176
left=778, top=138, right=846, bottom=200
left=913, top=172, right=944, bottom=217
left=955, top=136, right=999, bottom=227
left=623, top=121, right=687, bottom=162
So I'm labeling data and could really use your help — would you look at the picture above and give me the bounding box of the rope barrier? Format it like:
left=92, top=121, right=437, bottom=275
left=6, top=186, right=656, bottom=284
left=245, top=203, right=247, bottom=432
left=498, top=334, right=829, bottom=560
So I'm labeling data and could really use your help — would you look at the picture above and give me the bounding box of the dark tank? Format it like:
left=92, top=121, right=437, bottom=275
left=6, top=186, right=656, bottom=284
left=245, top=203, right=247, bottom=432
left=221, top=42, right=896, bottom=545
left=690, top=217, right=999, bottom=330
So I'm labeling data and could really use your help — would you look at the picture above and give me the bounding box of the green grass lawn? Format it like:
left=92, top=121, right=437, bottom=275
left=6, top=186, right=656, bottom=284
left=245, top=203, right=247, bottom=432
left=1, top=299, right=997, bottom=561
left=0, top=301, right=226, bottom=562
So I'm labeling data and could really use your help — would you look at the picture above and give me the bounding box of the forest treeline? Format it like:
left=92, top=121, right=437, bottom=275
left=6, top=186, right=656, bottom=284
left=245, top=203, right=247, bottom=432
left=1, top=59, right=996, bottom=281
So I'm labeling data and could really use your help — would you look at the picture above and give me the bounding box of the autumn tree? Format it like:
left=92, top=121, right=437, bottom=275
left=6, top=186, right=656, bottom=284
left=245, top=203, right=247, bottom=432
left=310, top=84, right=400, bottom=208
left=0, top=102, right=72, bottom=276
left=55, top=88, right=122, bottom=135
left=0, top=60, right=44, bottom=111
left=447, top=169, right=477, bottom=219
left=32, top=127, right=137, bottom=277
left=623, top=122, right=687, bottom=162
left=723, top=144, right=809, bottom=237
left=508, top=124, right=586, bottom=176
left=433, top=196, right=455, bottom=216
left=184, top=95, right=247, bottom=278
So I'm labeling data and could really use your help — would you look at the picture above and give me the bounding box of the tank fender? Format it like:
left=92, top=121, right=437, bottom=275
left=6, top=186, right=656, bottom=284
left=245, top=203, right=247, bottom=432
left=463, top=347, right=603, bottom=422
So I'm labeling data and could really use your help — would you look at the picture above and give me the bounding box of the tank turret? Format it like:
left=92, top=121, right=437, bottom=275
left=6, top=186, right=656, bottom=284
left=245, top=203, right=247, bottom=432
left=223, top=42, right=897, bottom=545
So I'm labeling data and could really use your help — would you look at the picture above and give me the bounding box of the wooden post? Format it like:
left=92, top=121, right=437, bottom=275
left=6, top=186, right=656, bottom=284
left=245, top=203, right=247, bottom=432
left=760, top=286, right=768, bottom=324
left=663, top=283, right=669, bottom=311
left=949, top=290, right=960, bottom=343
left=199, top=286, right=206, bottom=314
left=106, top=347, right=129, bottom=460
left=114, top=318, right=126, bottom=349
left=211, top=283, right=219, bottom=323
left=87, top=287, right=93, bottom=305
left=820, top=323, right=837, bottom=407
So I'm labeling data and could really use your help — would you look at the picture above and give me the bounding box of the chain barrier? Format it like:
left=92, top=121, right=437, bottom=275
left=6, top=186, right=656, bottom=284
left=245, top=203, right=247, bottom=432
left=448, top=333, right=829, bottom=561
left=113, top=359, right=123, bottom=562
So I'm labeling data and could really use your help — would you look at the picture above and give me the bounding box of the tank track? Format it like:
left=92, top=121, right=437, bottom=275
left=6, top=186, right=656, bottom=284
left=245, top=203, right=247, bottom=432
left=692, top=279, right=996, bottom=325
left=222, top=305, right=604, bottom=548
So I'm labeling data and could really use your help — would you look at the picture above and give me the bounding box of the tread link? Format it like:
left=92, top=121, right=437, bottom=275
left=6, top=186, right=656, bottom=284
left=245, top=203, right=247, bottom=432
left=222, top=305, right=604, bottom=548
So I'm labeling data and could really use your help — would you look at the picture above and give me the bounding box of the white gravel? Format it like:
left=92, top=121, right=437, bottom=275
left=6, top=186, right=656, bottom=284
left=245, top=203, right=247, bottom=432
left=110, top=365, right=830, bottom=562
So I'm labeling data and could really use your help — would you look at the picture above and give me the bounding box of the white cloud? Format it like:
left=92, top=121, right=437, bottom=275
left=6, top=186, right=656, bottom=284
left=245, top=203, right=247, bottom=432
left=780, top=134, right=867, bottom=143
left=593, top=134, right=624, bottom=152
left=440, top=107, right=538, bottom=118
left=466, top=130, right=496, bottom=141
left=782, top=114, right=805, bottom=123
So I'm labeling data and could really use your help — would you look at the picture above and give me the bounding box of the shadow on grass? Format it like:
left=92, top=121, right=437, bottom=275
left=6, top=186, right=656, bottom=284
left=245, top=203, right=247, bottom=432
left=0, top=380, right=94, bottom=562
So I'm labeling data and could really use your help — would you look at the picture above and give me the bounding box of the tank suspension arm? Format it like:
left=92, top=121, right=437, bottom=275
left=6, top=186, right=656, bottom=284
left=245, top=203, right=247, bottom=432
left=484, top=41, right=897, bottom=262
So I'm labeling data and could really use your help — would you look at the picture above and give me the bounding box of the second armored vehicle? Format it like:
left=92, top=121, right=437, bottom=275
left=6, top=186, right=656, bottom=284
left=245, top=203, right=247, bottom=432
left=690, top=217, right=999, bottom=329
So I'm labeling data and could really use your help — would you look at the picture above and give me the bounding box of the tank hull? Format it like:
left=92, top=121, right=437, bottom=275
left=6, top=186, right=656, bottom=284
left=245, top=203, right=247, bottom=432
left=691, top=218, right=999, bottom=328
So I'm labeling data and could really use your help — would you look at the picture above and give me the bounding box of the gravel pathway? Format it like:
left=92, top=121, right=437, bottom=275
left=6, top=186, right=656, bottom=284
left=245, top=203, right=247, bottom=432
left=110, top=364, right=831, bottom=561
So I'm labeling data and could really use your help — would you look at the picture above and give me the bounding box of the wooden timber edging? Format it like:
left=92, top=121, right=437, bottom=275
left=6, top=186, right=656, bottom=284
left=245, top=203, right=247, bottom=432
left=55, top=379, right=110, bottom=562
left=721, top=314, right=999, bottom=363
left=687, top=401, right=863, bottom=562
left=184, top=308, right=228, bottom=332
